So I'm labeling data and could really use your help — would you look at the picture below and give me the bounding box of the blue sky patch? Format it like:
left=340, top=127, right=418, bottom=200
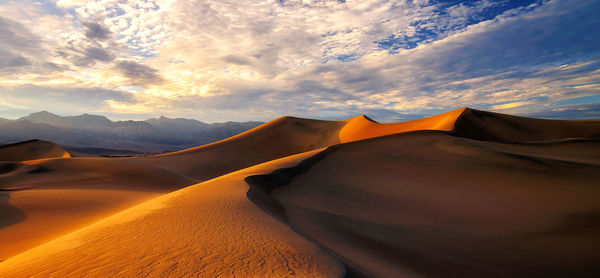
left=376, top=0, right=541, bottom=52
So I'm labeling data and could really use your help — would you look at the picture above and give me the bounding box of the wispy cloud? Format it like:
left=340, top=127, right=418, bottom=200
left=0, top=0, right=597, bottom=122
left=0, top=84, right=138, bottom=118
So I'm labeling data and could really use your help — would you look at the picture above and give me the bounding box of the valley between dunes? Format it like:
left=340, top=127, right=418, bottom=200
left=1, top=108, right=599, bottom=277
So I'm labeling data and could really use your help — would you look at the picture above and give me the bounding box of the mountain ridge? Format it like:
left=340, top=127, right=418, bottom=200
left=0, top=112, right=264, bottom=155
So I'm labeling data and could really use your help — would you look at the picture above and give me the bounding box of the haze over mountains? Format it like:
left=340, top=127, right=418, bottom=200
left=0, top=111, right=262, bottom=155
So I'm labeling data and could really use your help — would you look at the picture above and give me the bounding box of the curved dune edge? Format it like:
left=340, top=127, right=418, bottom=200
left=0, top=150, right=345, bottom=277
left=338, top=108, right=465, bottom=143
left=450, top=108, right=600, bottom=143
left=153, top=116, right=345, bottom=157
left=0, top=108, right=469, bottom=271
left=135, top=116, right=346, bottom=180
left=0, top=140, right=70, bottom=162
left=0, top=157, right=196, bottom=260
left=134, top=108, right=468, bottom=181
left=245, top=130, right=600, bottom=277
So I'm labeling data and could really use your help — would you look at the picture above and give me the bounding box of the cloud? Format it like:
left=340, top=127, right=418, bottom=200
left=0, top=16, right=70, bottom=76
left=83, top=46, right=114, bottom=62
left=2, top=84, right=135, bottom=103
left=81, top=21, right=111, bottom=40
left=273, top=0, right=600, bottom=118
left=0, top=50, right=30, bottom=69
left=115, top=60, right=164, bottom=87
left=221, top=55, right=252, bottom=66
left=0, top=16, right=40, bottom=52
left=489, top=101, right=536, bottom=110
left=0, top=0, right=598, bottom=122
left=55, top=0, right=94, bottom=8
left=0, top=84, right=138, bottom=118
left=524, top=103, right=600, bottom=120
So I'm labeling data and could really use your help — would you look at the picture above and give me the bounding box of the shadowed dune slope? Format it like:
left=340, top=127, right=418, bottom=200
left=247, top=131, right=600, bottom=277
left=0, top=140, right=70, bottom=162
left=0, top=157, right=195, bottom=260
left=136, top=116, right=347, bottom=180
left=0, top=151, right=344, bottom=277
left=452, top=108, right=600, bottom=142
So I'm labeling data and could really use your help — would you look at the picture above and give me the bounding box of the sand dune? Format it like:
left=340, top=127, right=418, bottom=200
left=338, top=108, right=465, bottom=142
left=0, top=157, right=195, bottom=260
left=136, top=108, right=468, bottom=181
left=0, top=139, right=70, bottom=162
left=246, top=130, right=600, bottom=277
left=1, top=108, right=599, bottom=276
left=0, top=115, right=349, bottom=262
left=136, top=116, right=347, bottom=180
left=0, top=151, right=344, bottom=277
left=452, top=108, right=600, bottom=142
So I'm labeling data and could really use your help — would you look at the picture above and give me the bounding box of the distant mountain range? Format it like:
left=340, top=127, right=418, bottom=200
left=0, top=111, right=262, bottom=155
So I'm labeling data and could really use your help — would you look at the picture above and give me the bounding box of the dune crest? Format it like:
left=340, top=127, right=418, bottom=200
left=136, top=116, right=346, bottom=180
left=0, top=140, right=70, bottom=162
left=136, top=109, right=470, bottom=180
left=246, top=130, right=600, bottom=277
left=0, top=150, right=344, bottom=277
left=338, top=108, right=466, bottom=142
left=0, top=156, right=195, bottom=260
left=452, top=108, right=600, bottom=142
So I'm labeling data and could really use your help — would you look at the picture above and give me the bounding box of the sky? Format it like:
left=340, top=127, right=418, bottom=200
left=0, top=0, right=598, bottom=122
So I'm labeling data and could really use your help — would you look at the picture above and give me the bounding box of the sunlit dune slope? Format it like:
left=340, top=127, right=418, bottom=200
left=136, top=116, right=347, bottom=180
left=452, top=108, right=600, bottom=142
left=0, top=108, right=468, bottom=263
left=338, top=108, right=465, bottom=142
left=0, top=151, right=344, bottom=277
left=247, top=131, right=600, bottom=277
left=2, top=108, right=598, bottom=275
left=0, top=140, right=70, bottom=162
left=0, top=157, right=195, bottom=260
left=137, top=109, right=468, bottom=180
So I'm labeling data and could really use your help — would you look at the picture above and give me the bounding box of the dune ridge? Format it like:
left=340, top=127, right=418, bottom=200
left=338, top=108, right=465, bottom=142
left=0, top=151, right=344, bottom=277
left=452, top=108, right=600, bottom=142
left=244, top=116, right=600, bottom=277
left=135, top=116, right=347, bottom=180
left=0, top=139, right=70, bottom=162
left=1, top=108, right=599, bottom=277
left=135, top=108, right=470, bottom=181
left=0, top=157, right=195, bottom=260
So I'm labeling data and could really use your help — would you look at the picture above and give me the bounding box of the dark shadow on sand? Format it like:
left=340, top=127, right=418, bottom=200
left=245, top=148, right=367, bottom=278
left=0, top=191, right=26, bottom=230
